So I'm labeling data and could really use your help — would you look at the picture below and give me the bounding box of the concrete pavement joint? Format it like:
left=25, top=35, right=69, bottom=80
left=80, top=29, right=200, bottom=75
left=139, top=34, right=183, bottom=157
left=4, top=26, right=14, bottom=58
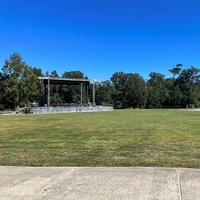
left=177, top=168, right=183, bottom=200
left=33, top=167, right=77, bottom=199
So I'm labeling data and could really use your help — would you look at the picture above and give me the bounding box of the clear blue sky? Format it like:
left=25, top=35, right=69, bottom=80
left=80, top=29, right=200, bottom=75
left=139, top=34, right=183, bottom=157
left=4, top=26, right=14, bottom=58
left=1, top=0, right=200, bottom=81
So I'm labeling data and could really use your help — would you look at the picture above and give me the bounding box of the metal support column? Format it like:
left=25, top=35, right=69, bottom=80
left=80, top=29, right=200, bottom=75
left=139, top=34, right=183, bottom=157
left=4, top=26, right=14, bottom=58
left=80, top=83, right=83, bottom=106
left=40, top=79, right=44, bottom=94
left=44, top=81, right=47, bottom=105
left=85, top=83, right=89, bottom=106
left=93, top=80, right=95, bottom=106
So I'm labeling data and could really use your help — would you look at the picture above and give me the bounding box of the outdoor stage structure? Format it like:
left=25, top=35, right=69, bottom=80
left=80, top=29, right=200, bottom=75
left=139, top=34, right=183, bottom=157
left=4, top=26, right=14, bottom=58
left=32, top=77, right=113, bottom=114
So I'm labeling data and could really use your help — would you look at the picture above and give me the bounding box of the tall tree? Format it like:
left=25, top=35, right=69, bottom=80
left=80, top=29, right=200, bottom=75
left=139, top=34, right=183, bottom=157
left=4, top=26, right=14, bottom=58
left=111, top=72, right=146, bottom=109
left=177, top=66, right=200, bottom=107
left=146, top=72, right=167, bottom=108
left=110, top=72, right=126, bottom=108
left=169, top=63, right=183, bottom=79
left=0, top=72, right=6, bottom=110
left=1, top=53, right=27, bottom=109
left=95, top=80, right=112, bottom=105
left=168, top=64, right=183, bottom=107
left=1, top=53, right=43, bottom=109
left=19, top=66, right=43, bottom=106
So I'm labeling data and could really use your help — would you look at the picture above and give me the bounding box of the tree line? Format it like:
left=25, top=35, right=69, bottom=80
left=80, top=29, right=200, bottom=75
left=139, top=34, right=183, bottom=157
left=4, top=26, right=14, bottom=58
left=0, top=53, right=200, bottom=110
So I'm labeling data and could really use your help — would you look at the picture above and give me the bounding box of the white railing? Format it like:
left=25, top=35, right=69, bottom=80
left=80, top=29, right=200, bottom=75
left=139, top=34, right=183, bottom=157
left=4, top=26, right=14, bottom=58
left=32, top=106, right=113, bottom=114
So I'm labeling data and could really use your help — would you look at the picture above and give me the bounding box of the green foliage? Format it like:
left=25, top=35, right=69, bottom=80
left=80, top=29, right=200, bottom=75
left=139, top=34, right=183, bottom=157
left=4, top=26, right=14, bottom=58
left=146, top=72, right=166, bottom=108
left=177, top=66, right=200, bottom=107
left=146, top=66, right=200, bottom=108
left=169, top=63, right=183, bottom=79
left=0, top=53, right=43, bottom=109
left=49, top=70, right=61, bottom=104
left=1, top=53, right=24, bottom=109
left=1, top=52, right=200, bottom=110
left=111, top=72, right=146, bottom=109
left=61, top=71, right=85, bottom=103
left=94, top=80, right=112, bottom=104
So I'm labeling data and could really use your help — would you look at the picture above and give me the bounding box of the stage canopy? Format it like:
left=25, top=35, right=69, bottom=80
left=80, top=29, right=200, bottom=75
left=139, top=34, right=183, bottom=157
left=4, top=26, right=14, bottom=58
left=38, top=77, right=99, bottom=107
left=38, top=77, right=90, bottom=85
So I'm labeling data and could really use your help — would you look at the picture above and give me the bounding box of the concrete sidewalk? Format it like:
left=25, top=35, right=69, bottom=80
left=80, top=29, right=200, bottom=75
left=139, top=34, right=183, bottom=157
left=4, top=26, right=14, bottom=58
left=0, top=167, right=200, bottom=200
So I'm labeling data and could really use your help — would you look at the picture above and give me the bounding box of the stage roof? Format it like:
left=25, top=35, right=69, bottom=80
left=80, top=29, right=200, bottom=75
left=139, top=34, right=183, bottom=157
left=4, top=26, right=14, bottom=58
left=38, top=77, right=91, bottom=85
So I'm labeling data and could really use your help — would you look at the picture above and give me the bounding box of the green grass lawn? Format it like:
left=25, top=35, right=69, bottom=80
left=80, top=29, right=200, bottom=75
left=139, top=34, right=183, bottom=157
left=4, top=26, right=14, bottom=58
left=0, top=109, right=200, bottom=168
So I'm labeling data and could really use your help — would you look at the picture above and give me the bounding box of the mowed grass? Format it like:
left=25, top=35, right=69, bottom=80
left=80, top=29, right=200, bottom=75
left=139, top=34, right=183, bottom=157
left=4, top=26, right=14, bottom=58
left=0, top=109, right=200, bottom=168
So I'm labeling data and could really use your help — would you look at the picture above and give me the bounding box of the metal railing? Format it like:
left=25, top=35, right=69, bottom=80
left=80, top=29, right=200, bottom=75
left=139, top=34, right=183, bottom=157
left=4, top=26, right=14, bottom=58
left=31, top=106, right=113, bottom=114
